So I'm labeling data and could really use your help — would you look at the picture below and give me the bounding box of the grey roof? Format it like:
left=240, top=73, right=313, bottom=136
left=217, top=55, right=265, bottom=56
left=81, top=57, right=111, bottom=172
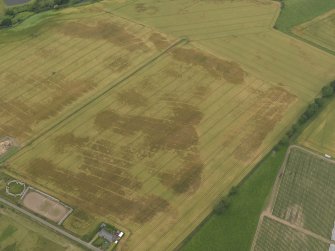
left=98, top=229, right=117, bottom=242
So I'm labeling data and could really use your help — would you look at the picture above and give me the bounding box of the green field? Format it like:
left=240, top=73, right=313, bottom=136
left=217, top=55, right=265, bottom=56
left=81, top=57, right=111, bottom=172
left=299, top=98, right=335, bottom=156
left=0, top=0, right=335, bottom=251
left=273, top=147, right=335, bottom=239
left=0, top=203, right=83, bottom=251
left=253, top=217, right=329, bottom=251
left=181, top=146, right=287, bottom=251
left=293, top=10, right=335, bottom=53
left=275, top=0, right=335, bottom=32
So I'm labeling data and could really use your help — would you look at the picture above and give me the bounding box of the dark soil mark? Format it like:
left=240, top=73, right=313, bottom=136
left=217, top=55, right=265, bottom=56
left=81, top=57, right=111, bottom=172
left=24, top=158, right=168, bottom=223
left=149, top=33, right=170, bottom=50
left=94, top=103, right=205, bottom=194
left=171, top=47, right=245, bottom=84
left=117, top=89, right=148, bottom=107
left=57, top=21, right=148, bottom=51
left=159, top=153, right=203, bottom=193
left=105, top=56, right=130, bottom=72
left=54, top=132, right=89, bottom=152
left=234, top=87, right=296, bottom=161
left=0, top=78, right=97, bottom=141
left=135, top=3, right=159, bottom=15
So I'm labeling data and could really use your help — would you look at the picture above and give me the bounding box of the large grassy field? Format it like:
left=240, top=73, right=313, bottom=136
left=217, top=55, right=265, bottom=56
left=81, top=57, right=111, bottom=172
left=299, top=98, right=335, bottom=156
left=275, top=0, right=335, bottom=33
left=0, top=0, right=335, bottom=251
left=253, top=217, right=329, bottom=251
left=0, top=203, right=83, bottom=251
left=181, top=146, right=288, bottom=251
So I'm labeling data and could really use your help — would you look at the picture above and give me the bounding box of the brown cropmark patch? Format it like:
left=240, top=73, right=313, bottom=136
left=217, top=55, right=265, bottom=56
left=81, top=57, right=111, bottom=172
left=33, top=78, right=97, bottom=121
left=0, top=78, right=97, bottom=141
left=54, top=132, right=89, bottom=152
left=105, top=56, right=130, bottom=72
left=135, top=3, right=159, bottom=15
left=171, top=47, right=245, bottom=84
left=117, top=89, right=148, bottom=107
left=94, top=104, right=205, bottom=194
left=149, top=33, right=170, bottom=50
left=57, top=21, right=147, bottom=51
left=234, top=87, right=296, bottom=161
left=23, top=157, right=168, bottom=223
left=131, top=195, right=169, bottom=224
left=94, top=104, right=203, bottom=152
left=159, top=153, right=203, bottom=194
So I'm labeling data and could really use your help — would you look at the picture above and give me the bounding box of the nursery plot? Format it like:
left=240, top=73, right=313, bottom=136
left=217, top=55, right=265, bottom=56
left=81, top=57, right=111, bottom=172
left=273, top=147, right=335, bottom=239
left=253, top=217, right=329, bottom=251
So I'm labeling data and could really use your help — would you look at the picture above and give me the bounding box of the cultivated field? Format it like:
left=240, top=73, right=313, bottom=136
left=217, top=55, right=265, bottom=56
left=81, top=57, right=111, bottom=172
left=253, top=217, right=329, bottom=251
left=0, top=204, right=82, bottom=251
left=0, top=5, right=171, bottom=144
left=108, top=0, right=335, bottom=101
left=299, top=99, right=335, bottom=156
left=1, top=0, right=335, bottom=251
left=293, top=10, right=335, bottom=53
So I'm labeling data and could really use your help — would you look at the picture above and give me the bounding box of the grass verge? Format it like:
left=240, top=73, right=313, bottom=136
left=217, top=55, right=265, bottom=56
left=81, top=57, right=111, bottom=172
left=180, top=146, right=288, bottom=251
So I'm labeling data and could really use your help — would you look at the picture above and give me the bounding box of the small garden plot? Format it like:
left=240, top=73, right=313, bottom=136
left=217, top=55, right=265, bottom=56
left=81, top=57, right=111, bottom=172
left=6, top=180, right=25, bottom=197
left=22, top=188, right=72, bottom=224
left=92, top=223, right=124, bottom=250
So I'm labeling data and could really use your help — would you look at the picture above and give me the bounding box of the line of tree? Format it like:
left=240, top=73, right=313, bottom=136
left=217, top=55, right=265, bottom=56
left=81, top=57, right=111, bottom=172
left=0, top=0, right=96, bottom=28
left=214, top=80, right=335, bottom=214
left=275, top=80, right=335, bottom=149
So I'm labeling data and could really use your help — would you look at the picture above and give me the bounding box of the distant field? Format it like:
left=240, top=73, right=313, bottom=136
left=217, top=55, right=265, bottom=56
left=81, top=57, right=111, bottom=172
left=253, top=217, right=328, bottom=251
left=275, top=0, right=335, bottom=32
left=105, top=0, right=279, bottom=41
left=293, top=10, right=335, bottom=53
left=0, top=203, right=82, bottom=251
left=299, top=99, right=335, bottom=156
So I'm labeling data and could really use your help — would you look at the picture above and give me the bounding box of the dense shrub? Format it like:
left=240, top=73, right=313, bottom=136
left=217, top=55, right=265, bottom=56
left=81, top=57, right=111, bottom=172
left=1, top=17, right=12, bottom=27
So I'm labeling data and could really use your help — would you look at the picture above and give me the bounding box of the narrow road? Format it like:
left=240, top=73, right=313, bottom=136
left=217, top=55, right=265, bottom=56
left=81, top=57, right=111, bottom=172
left=0, top=197, right=100, bottom=251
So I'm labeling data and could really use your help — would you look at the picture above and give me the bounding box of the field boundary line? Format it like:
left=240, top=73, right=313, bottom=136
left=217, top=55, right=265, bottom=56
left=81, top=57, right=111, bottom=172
left=1, top=37, right=188, bottom=163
